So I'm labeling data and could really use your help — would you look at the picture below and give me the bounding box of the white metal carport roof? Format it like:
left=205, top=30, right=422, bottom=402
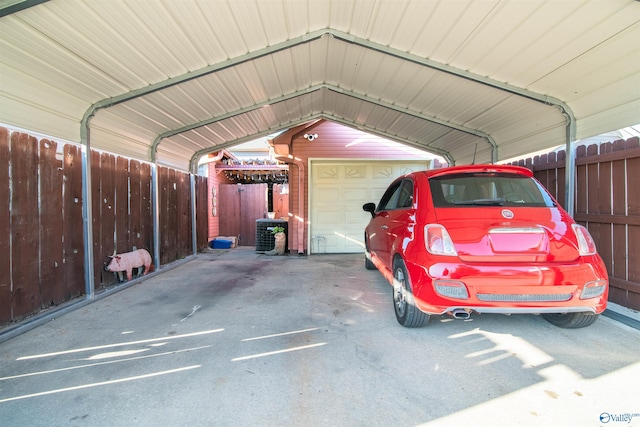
left=1, top=0, right=639, bottom=172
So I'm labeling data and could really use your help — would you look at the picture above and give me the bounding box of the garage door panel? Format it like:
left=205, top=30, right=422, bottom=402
left=316, top=187, right=340, bottom=203
left=313, top=234, right=341, bottom=253
left=316, top=210, right=342, bottom=223
left=344, top=165, right=366, bottom=179
left=371, top=186, right=391, bottom=202
left=315, top=165, right=340, bottom=180
left=372, top=166, right=395, bottom=179
left=343, top=188, right=369, bottom=198
left=346, top=211, right=366, bottom=224
left=311, top=160, right=430, bottom=254
left=343, top=190, right=370, bottom=205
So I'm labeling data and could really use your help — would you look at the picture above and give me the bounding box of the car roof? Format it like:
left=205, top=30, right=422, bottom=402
left=415, top=164, right=534, bottom=180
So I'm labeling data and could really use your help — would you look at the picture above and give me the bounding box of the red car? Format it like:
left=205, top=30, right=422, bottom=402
left=363, top=164, right=608, bottom=328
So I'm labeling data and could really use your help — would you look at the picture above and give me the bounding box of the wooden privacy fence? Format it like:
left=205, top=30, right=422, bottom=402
left=218, top=183, right=268, bottom=246
left=0, top=127, right=209, bottom=327
left=511, top=136, right=640, bottom=310
left=91, top=150, right=153, bottom=290
left=1, top=130, right=84, bottom=326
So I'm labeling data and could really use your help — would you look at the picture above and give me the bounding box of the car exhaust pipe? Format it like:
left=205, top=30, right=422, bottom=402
left=451, top=309, right=471, bottom=320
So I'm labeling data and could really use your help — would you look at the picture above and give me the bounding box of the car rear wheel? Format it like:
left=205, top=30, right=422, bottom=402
left=542, top=312, right=599, bottom=328
left=392, top=259, right=429, bottom=328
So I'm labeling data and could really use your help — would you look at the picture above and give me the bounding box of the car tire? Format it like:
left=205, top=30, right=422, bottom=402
left=542, top=312, right=599, bottom=328
left=392, top=258, right=429, bottom=328
left=365, top=256, right=376, bottom=270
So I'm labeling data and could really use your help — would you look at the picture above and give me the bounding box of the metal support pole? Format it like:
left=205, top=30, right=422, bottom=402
left=565, top=140, right=577, bottom=218
left=151, top=163, right=161, bottom=270
left=81, top=143, right=95, bottom=300
left=564, top=116, right=577, bottom=218
left=190, top=173, right=197, bottom=255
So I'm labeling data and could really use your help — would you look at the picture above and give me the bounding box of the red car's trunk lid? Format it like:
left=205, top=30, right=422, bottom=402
left=434, top=207, right=580, bottom=263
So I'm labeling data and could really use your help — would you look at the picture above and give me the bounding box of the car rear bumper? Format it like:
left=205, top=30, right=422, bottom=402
left=435, top=305, right=598, bottom=316
left=404, top=258, right=609, bottom=315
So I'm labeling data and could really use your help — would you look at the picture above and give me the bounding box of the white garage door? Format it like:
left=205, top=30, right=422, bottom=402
left=310, top=160, right=430, bottom=254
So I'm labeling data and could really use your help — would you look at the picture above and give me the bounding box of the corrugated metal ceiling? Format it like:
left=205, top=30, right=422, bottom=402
left=1, top=0, right=638, bottom=171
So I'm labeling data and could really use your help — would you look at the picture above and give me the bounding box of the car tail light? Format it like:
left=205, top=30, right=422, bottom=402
left=572, top=224, right=597, bottom=255
left=434, top=280, right=468, bottom=299
left=580, top=279, right=607, bottom=299
left=425, top=224, right=457, bottom=256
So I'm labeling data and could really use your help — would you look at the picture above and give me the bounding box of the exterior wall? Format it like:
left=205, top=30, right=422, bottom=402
left=276, top=120, right=435, bottom=254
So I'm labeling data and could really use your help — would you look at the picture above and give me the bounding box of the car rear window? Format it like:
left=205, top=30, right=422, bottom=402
left=429, top=172, right=557, bottom=207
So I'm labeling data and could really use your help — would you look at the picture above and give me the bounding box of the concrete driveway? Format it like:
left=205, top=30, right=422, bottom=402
left=1, top=247, right=639, bottom=427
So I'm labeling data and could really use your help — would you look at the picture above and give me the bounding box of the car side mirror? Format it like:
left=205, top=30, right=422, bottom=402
left=363, top=202, right=376, bottom=218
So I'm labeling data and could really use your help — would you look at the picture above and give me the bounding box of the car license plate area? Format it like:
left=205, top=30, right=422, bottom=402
left=488, top=227, right=546, bottom=254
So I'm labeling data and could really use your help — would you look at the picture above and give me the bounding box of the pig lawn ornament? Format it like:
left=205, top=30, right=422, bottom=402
left=105, top=249, right=154, bottom=281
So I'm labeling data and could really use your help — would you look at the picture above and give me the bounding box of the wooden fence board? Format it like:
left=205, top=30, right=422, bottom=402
left=556, top=167, right=566, bottom=210
left=0, top=129, right=11, bottom=324
left=159, top=167, right=170, bottom=264
left=189, top=176, right=194, bottom=252
left=140, top=162, right=152, bottom=255
left=167, top=168, right=178, bottom=262
left=629, top=157, right=640, bottom=216
left=39, top=139, right=65, bottom=306
left=630, top=225, right=640, bottom=283
left=612, top=224, right=626, bottom=280
left=129, top=160, right=142, bottom=251
left=596, top=223, right=613, bottom=276
left=176, top=171, right=190, bottom=258
left=10, top=132, right=40, bottom=318
left=598, top=161, right=612, bottom=214
left=587, top=163, right=599, bottom=214
left=612, top=159, right=626, bottom=215
left=91, top=150, right=103, bottom=287
left=63, top=144, right=84, bottom=298
left=533, top=170, right=547, bottom=195
left=186, top=174, right=193, bottom=254
left=576, top=163, right=587, bottom=214
left=115, top=156, right=129, bottom=253
left=187, top=174, right=193, bottom=253
left=99, top=152, right=117, bottom=288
